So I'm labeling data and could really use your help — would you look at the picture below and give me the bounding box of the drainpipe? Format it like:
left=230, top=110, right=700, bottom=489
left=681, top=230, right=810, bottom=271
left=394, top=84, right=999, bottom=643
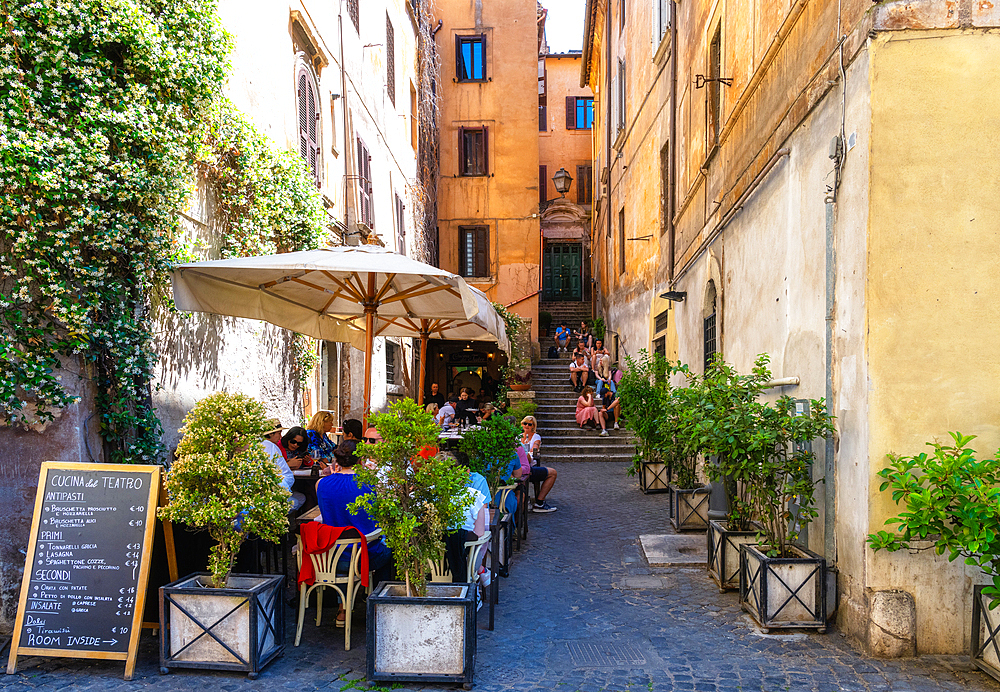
left=605, top=1, right=612, bottom=302
left=668, top=1, right=677, bottom=281
left=824, top=137, right=841, bottom=566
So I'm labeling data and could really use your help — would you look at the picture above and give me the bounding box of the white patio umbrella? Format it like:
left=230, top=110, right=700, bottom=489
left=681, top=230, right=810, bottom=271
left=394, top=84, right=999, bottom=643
left=365, top=284, right=509, bottom=404
left=171, top=245, right=485, bottom=418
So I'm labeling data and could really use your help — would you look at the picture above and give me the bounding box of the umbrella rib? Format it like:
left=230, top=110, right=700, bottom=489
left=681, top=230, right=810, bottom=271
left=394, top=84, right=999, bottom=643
left=374, top=273, right=398, bottom=303
left=324, top=274, right=365, bottom=304
left=380, top=284, right=452, bottom=305
left=402, top=317, right=421, bottom=332
left=377, top=280, right=432, bottom=305
left=259, top=271, right=307, bottom=289
left=255, top=287, right=359, bottom=330
left=350, top=272, right=370, bottom=302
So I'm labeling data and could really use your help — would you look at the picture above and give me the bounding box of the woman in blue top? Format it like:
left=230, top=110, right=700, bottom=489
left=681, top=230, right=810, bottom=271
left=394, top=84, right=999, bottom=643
left=315, top=440, right=395, bottom=624
left=305, top=411, right=338, bottom=468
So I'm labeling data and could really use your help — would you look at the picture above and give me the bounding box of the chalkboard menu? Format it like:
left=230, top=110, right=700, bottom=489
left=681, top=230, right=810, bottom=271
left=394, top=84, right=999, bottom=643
left=7, top=462, right=160, bottom=680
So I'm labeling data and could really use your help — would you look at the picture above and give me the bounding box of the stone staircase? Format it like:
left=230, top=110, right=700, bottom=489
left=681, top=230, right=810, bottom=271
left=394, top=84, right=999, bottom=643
left=531, top=350, right=636, bottom=464
left=539, top=300, right=592, bottom=333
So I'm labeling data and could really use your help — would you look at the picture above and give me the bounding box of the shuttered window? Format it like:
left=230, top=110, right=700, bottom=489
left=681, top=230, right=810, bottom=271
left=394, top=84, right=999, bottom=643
left=566, top=97, right=594, bottom=130
left=456, top=35, right=486, bottom=82
left=347, top=0, right=359, bottom=31
left=395, top=193, right=406, bottom=255
left=386, top=15, right=395, bottom=107
left=576, top=164, right=593, bottom=205
left=459, top=126, right=488, bottom=176
left=356, top=137, right=373, bottom=228
left=459, top=225, right=489, bottom=278
left=297, top=65, right=321, bottom=188
left=539, top=165, right=547, bottom=205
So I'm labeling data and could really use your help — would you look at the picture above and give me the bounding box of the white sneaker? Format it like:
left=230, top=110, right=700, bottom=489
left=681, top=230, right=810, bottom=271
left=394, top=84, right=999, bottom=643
left=600, top=429, right=608, bottom=436
left=614, top=422, right=619, bottom=430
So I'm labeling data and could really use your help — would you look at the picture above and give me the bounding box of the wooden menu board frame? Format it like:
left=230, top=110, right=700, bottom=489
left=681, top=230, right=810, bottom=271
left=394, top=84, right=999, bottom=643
left=6, top=462, right=160, bottom=681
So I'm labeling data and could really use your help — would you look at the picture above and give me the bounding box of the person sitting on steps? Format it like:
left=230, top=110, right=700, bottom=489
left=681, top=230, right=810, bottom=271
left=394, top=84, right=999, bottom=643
left=569, top=352, right=590, bottom=392
left=553, top=322, right=571, bottom=351
left=601, top=386, right=621, bottom=430
left=520, top=416, right=557, bottom=513
left=576, top=386, right=609, bottom=436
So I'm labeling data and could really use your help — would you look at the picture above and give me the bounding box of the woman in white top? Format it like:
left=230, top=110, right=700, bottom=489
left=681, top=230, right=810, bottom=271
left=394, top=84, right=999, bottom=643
left=590, top=339, right=610, bottom=372
left=520, top=416, right=558, bottom=513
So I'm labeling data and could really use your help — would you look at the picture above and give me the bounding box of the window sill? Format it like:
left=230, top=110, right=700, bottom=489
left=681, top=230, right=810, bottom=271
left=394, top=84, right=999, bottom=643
left=387, top=384, right=408, bottom=396
left=462, top=276, right=495, bottom=285
left=455, top=78, right=489, bottom=84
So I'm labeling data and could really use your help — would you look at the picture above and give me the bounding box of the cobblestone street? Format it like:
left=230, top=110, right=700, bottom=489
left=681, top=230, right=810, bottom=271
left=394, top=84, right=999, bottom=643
left=4, top=462, right=997, bottom=692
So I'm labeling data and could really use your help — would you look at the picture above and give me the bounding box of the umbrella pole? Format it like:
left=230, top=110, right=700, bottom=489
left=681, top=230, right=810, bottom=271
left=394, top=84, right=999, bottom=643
left=362, top=275, right=377, bottom=430
left=418, top=321, right=429, bottom=406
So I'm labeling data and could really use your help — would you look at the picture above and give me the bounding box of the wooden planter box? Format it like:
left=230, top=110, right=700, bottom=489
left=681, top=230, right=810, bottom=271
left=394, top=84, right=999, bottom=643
left=972, top=585, right=1000, bottom=683
left=638, top=460, right=670, bottom=494
left=739, top=544, right=827, bottom=632
left=366, top=582, right=477, bottom=687
left=159, top=573, right=284, bottom=679
left=668, top=485, right=710, bottom=531
left=707, top=520, right=760, bottom=591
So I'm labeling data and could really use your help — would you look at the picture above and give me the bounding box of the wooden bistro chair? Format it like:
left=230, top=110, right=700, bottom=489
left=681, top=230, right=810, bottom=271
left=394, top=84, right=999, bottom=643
left=294, top=528, right=381, bottom=651
left=494, top=484, right=518, bottom=578
left=427, top=530, right=494, bottom=629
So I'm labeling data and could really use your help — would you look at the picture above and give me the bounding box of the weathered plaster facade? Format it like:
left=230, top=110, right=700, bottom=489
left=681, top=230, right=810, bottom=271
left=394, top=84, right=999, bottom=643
left=434, top=0, right=541, bottom=337
left=0, top=0, right=423, bottom=634
left=583, top=0, right=1000, bottom=655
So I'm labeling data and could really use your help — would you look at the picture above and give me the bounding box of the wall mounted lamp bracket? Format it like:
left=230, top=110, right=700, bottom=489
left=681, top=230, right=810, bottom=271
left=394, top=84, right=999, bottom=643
left=660, top=291, right=687, bottom=302
left=694, top=75, right=733, bottom=89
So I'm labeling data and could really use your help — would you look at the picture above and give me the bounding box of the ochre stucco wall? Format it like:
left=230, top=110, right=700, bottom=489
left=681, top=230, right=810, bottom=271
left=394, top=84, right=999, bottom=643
left=539, top=54, right=593, bottom=204
left=436, top=0, right=541, bottom=340
left=866, top=29, right=1000, bottom=653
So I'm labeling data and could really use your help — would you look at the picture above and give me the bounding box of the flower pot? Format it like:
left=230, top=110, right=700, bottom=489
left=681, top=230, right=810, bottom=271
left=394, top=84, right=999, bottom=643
left=668, top=485, right=710, bottom=531
left=707, top=520, right=760, bottom=591
left=366, top=581, right=477, bottom=686
left=638, top=460, right=670, bottom=494
left=739, top=544, right=827, bottom=632
left=972, top=585, right=1000, bottom=682
left=509, top=383, right=531, bottom=392
left=159, top=573, right=284, bottom=679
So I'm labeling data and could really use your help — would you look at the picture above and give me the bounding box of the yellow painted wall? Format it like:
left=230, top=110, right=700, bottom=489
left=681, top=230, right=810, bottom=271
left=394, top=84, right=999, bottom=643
left=540, top=54, right=593, bottom=204
left=436, top=0, right=540, bottom=340
left=867, top=29, right=1000, bottom=652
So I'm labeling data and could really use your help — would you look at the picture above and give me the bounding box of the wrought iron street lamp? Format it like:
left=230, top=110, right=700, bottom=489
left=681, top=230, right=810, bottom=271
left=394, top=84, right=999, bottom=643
left=552, top=167, right=573, bottom=197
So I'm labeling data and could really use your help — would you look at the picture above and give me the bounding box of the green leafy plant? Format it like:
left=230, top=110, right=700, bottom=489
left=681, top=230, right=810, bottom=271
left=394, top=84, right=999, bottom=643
left=350, top=399, right=472, bottom=597
left=158, top=392, right=290, bottom=587
left=493, top=302, right=530, bottom=398
left=0, top=0, right=230, bottom=461
left=458, top=414, right=520, bottom=497
left=192, top=101, right=329, bottom=383
left=618, top=350, right=698, bottom=488
left=868, top=433, right=1000, bottom=607
left=685, top=354, right=835, bottom=555
left=592, top=316, right=606, bottom=341
left=538, top=311, right=552, bottom=334
left=509, top=400, right=538, bottom=422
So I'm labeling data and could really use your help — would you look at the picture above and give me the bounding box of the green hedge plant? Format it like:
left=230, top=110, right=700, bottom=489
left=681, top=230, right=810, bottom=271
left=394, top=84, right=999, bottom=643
left=618, top=350, right=698, bottom=489
left=683, top=354, right=835, bottom=556
left=158, top=392, right=290, bottom=587
left=868, top=433, right=1000, bottom=608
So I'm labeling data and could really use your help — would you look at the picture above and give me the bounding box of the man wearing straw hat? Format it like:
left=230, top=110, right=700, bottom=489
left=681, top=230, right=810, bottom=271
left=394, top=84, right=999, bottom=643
left=263, top=419, right=305, bottom=510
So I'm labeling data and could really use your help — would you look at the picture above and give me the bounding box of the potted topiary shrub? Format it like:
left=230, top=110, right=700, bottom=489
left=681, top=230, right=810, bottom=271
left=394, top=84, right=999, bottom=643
left=538, top=310, right=552, bottom=337
left=695, top=355, right=835, bottom=631
left=157, top=392, right=290, bottom=679
left=351, top=399, right=476, bottom=686
left=680, top=356, right=767, bottom=591
left=495, top=303, right=531, bottom=392
left=867, top=433, right=1000, bottom=681
left=619, top=351, right=708, bottom=529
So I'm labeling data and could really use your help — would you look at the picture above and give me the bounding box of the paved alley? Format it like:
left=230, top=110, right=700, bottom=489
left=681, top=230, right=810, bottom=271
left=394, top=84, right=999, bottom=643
left=2, top=462, right=997, bottom=692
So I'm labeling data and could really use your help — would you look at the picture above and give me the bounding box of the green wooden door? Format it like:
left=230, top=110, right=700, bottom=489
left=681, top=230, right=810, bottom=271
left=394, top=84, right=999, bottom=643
left=543, top=244, right=583, bottom=301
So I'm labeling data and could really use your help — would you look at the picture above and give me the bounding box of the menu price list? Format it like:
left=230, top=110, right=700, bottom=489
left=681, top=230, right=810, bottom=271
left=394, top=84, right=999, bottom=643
left=20, top=469, right=152, bottom=655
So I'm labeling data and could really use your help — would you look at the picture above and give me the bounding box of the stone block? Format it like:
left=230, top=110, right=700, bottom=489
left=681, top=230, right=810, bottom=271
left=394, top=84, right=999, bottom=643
left=867, top=588, right=916, bottom=658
